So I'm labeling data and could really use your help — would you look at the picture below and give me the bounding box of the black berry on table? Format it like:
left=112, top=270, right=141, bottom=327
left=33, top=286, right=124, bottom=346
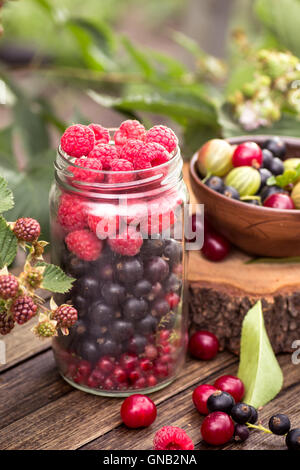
left=207, top=390, right=235, bottom=414
left=78, top=338, right=100, bottom=363
left=285, top=428, right=300, bottom=450
left=234, top=424, right=250, bottom=442
left=269, top=413, right=291, bottom=435
left=231, top=403, right=252, bottom=424
left=248, top=405, right=258, bottom=424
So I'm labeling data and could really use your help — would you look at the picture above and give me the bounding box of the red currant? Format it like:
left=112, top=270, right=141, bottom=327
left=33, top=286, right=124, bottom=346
left=119, top=353, right=138, bottom=372
left=96, top=356, right=114, bottom=374
left=120, top=394, right=157, bottom=428
left=214, top=375, right=245, bottom=403
left=192, top=384, right=217, bottom=415
left=232, top=142, right=262, bottom=168
left=201, top=411, right=234, bottom=446
left=189, top=330, right=219, bottom=360
left=202, top=231, right=230, bottom=262
left=263, top=193, right=295, bottom=210
left=165, top=292, right=180, bottom=308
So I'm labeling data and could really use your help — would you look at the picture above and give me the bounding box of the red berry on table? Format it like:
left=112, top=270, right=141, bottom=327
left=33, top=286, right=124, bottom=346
left=214, top=375, right=245, bottom=403
left=0, top=312, right=15, bottom=335
left=263, top=193, right=295, bottom=210
left=88, top=143, right=119, bottom=170
left=58, top=193, right=87, bottom=232
left=88, top=124, right=110, bottom=144
left=192, top=384, right=218, bottom=415
left=201, top=411, right=234, bottom=446
left=145, top=125, right=178, bottom=153
left=202, top=231, right=230, bottom=262
left=13, top=217, right=41, bottom=242
left=114, top=120, right=146, bottom=147
left=52, top=305, right=78, bottom=328
left=0, top=274, right=19, bottom=300
left=108, top=227, right=143, bottom=257
left=232, top=142, right=263, bottom=169
left=11, top=295, right=38, bottom=325
left=189, top=330, right=219, bottom=360
left=120, top=394, right=157, bottom=428
left=61, top=124, right=95, bottom=157
left=153, top=426, right=194, bottom=450
left=71, top=157, right=104, bottom=183
left=65, top=229, right=103, bottom=261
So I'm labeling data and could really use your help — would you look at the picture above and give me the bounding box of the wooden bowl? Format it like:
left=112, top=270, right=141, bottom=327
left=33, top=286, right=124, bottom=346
left=189, top=135, right=300, bottom=257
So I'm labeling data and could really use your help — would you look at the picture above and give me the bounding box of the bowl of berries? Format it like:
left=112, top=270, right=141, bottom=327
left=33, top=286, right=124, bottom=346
left=190, top=135, right=300, bottom=257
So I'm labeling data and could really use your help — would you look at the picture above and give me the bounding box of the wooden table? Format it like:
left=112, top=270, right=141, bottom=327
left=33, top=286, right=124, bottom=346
left=0, top=320, right=298, bottom=450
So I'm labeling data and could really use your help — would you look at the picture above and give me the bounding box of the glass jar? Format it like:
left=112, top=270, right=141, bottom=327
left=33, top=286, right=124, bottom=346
left=50, top=137, right=189, bottom=396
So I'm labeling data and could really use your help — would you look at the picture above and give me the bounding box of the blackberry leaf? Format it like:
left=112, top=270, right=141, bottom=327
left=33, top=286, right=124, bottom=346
left=0, top=175, right=14, bottom=214
left=0, top=216, right=18, bottom=268
left=36, top=262, right=75, bottom=294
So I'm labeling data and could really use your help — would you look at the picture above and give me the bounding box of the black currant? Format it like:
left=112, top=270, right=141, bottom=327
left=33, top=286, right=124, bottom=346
left=269, top=414, right=291, bottom=435
left=98, top=338, right=121, bottom=357
left=72, top=294, right=87, bottom=317
left=259, top=185, right=286, bottom=203
left=262, top=137, right=286, bottom=159
left=132, top=279, right=152, bottom=298
left=145, top=257, right=169, bottom=283
left=207, top=390, right=235, bottom=414
left=261, top=149, right=274, bottom=170
left=128, top=335, right=147, bottom=354
left=223, top=186, right=240, bottom=200
left=205, top=176, right=225, bottom=193
left=248, top=406, right=258, bottom=424
left=116, top=257, right=144, bottom=284
left=88, top=301, right=115, bottom=326
left=101, top=282, right=126, bottom=307
left=78, top=337, right=100, bottom=363
left=163, top=240, right=182, bottom=266
left=111, top=320, right=134, bottom=342
left=164, top=273, right=182, bottom=294
left=141, top=238, right=165, bottom=257
left=259, top=168, right=272, bottom=190
left=123, top=297, right=148, bottom=321
left=74, top=276, right=99, bottom=299
left=64, top=254, right=89, bottom=277
left=269, top=157, right=284, bottom=176
left=146, top=282, right=163, bottom=301
left=231, top=403, right=252, bottom=424
left=98, top=263, right=114, bottom=282
left=286, top=428, right=300, bottom=450
left=136, top=314, right=158, bottom=334
left=234, top=424, right=250, bottom=442
left=151, top=298, right=170, bottom=318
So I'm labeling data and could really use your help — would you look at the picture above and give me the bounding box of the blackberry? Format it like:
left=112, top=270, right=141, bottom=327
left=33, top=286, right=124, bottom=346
left=116, top=257, right=143, bottom=284
left=205, top=176, right=225, bottom=193
left=123, top=297, right=148, bottom=321
left=261, top=149, right=274, bottom=170
left=207, top=390, right=235, bottom=414
left=258, top=168, right=272, bottom=190
left=164, top=273, right=182, bottom=294
left=269, top=414, right=291, bottom=435
left=0, top=274, right=19, bottom=300
left=128, top=335, right=147, bottom=354
left=136, top=314, right=158, bottom=334
left=231, top=403, right=252, bottom=424
left=0, top=312, right=15, bottom=335
left=13, top=217, right=40, bottom=242
left=163, top=240, right=182, bottom=266
left=286, top=428, right=300, bottom=450
left=11, top=295, right=38, bottom=325
left=145, top=257, right=169, bottom=283
left=269, top=157, right=284, bottom=176
left=132, top=279, right=152, bottom=298
left=52, top=305, right=78, bottom=328
left=141, top=238, right=165, bottom=257
left=234, top=424, right=250, bottom=442
left=248, top=406, right=258, bottom=424
left=151, top=298, right=170, bottom=318
left=262, top=137, right=286, bottom=159
left=101, top=282, right=126, bottom=307
left=111, top=320, right=134, bottom=342
left=223, top=186, right=240, bottom=200
left=88, top=301, right=115, bottom=326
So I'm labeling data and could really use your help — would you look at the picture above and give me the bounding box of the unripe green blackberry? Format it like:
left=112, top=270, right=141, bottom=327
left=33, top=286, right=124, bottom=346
left=34, top=321, right=57, bottom=338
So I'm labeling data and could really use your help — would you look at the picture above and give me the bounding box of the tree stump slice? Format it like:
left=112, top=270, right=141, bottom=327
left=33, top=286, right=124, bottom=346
left=188, top=249, right=300, bottom=355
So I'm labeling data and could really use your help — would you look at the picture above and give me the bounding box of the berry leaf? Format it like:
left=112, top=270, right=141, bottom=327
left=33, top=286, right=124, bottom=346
left=0, top=175, right=14, bottom=213
left=267, top=166, right=300, bottom=188
left=238, top=301, right=283, bottom=408
left=36, top=262, right=75, bottom=294
left=0, top=216, right=18, bottom=268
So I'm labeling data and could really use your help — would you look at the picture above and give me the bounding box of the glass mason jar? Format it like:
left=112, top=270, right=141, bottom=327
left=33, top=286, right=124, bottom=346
left=50, top=137, right=189, bottom=396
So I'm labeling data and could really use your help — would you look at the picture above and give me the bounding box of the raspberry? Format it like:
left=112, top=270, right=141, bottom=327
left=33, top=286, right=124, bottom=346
left=107, top=159, right=135, bottom=183
left=65, top=229, right=103, bottom=261
left=114, top=120, right=146, bottom=147
left=144, top=197, right=175, bottom=235
left=0, top=274, right=19, bottom=299
left=13, top=218, right=40, bottom=242
left=0, top=311, right=15, bottom=335
left=88, top=124, right=110, bottom=144
left=58, top=193, right=87, bottom=232
left=88, top=213, right=119, bottom=239
left=119, top=139, right=145, bottom=164
left=153, top=426, right=194, bottom=450
left=11, top=295, right=38, bottom=325
left=148, top=142, right=170, bottom=166
left=88, top=144, right=118, bottom=170
left=108, top=227, right=143, bottom=256
left=71, top=157, right=103, bottom=183
left=52, top=304, right=78, bottom=328
left=145, top=125, right=178, bottom=153
left=60, top=124, right=95, bottom=157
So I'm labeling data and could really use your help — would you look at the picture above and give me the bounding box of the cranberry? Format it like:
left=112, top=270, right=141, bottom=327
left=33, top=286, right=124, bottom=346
left=119, top=353, right=138, bottom=372
left=87, top=369, right=105, bottom=388
left=140, top=358, right=153, bottom=372
left=232, top=142, right=262, bottom=168
left=147, top=375, right=158, bottom=387
left=154, top=363, right=169, bottom=378
left=202, top=231, right=230, bottom=262
left=263, top=193, right=295, bottom=210
left=120, top=394, right=157, bottom=428
left=165, top=292, right=180, bottom=308
left=189, top=330, right=219, bottom=360
left=214, top=375, right=245, bottom=403
left=201, top=411, right=234, bottom=446
left=103, top=377, right=114, bottom=390
left=129, top=369, right=143, bottom=384
left=145, top=344, right=158, bottom=360
left=77, top=360, right=92, bottom=377
left=112, top=366, right=127, bottom=384
left=133, top=377, right=147, bottom=389
left=96, top=356, right=114, bottom=374
left=192, top=384, right=217, bottom=415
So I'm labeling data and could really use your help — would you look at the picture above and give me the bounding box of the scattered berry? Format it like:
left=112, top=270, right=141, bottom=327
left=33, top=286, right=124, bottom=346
left=214, top=375, right=245, bottom=403
left=121, top=394, right=157, bottom=428
left=207, top=390, right=235, bottom=414
left=234, top=424, right=250, bottom=442
left=153, top=426, right=194, bottom=450
left=192, top=384, right=217, bottom=415
left=114, top=120, right=146, bottom=147
left=202, top=231, right=230, bottom=262
left=88, top=144, right=119, bottom=170
left=0, top=274, right=19, bottom=299
left=88, top=124, right=110, bottom=144
left=13, top=217, right=41, bottom=242
left=248, top=406, right=258, bottom=424
left=108, top=228, right=143, bottom=256
left=107, top=159, right=135, bottom=183
left=145, top=125, right=178, bottom=153
left=71, top=157, right=103, bottom=183
left=65, top=229, right=103, bottom=261
left=231, top=403, right=252, bottom=424
left=58, top=193, right=87, bottom=232
left=11, top=295, right=38, bottom=325
left=52, top=305, right=78, bottom=328
left=189, top=330, right=219, bottom=360
left=0, top=312, right=15, bottom=335
left=61, top=124, right=95, bottom=157
left=286, top=428, right=300, bottom=450
left=269, top=414, right=291, bottom=435
left=201, top=411, right=234, bottom=446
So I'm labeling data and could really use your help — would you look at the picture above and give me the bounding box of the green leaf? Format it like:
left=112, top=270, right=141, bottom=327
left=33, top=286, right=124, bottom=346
left=238, top=301, right=283, bottom=408
left=246, top=256, right=300, bottom=264
left=0, top=126, right=18, bottom=171
left=122, top=37, right=155, bottom=79
left=0, top=175, right=14, bottom=213
left=37, top=262, right=75, bottom=294
left=0, top=216, right=18, bottom=268
left=267, top=165, right=300, bottom=187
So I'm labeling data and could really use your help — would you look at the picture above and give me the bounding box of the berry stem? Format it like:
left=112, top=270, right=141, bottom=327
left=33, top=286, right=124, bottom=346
left=246, top=422, right=273, bottom=434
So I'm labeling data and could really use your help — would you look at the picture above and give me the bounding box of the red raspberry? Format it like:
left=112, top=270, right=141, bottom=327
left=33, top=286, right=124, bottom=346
left=148, top=142, right=170, bottom=166
left=65, top=229, right=103, bottom=261
left=58, top=193, right=87, bottom=232
left=107, top=159, right=135, bottom=183
left=0, top=274, right=19, bottom=299
left=71, top=157, right=103, bottom=183
left=88, top=213, right=119, bottom=239
left=60, top=124, right=95, bottom=157
left=153, top=426, right=194, bottom=450
left=108, top=227, right=143, bottom=256
left=52, top=304, right=78, bottom=328
left=11, top=295, right=38, bottom=325
left=88, top=144, right=118, bottom=170
left=144, top=197, right=175, bottom=235
left=145, top=125, right=178, bottom=153
left=13, top=218, right=41, bottom=242
left=119, top=139, right=145, bottom=164
left=88, top=124, right=110, bottom=144
left=114, top=120, right=146, bottom=147
left=0, top=312, right=15, bottom=335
